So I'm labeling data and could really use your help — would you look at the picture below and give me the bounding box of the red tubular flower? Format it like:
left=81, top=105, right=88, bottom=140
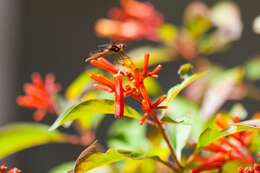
left=142, top=53, right=149, bottom=77
left=114, top=73, right=124, bottom=118
left=190, top=114, right=254, bottom=173
left=0, top=165, right=21, bottom=173
left=89, top=52, right=165, bottom=124
left=7, top=168, right=21, bottom=173
left=148, top=64, right=162, bottom=78
left=95, top=0, right=163, bottom=41
left=239, top=163, right=260, bottom=173
left=152, top=95, right=167, bottom=109
left=0, top=165, right=7, bottom=173
left=16, top=73, right=61, bottom=121
left=191, top=153, right=230, bottom=173
left=214, top=115, right=252, bottom=148
left=93, top=84, right=114, bottom=93
left=139, top=112, right=149, bottom=125
left=90, top=74, right=115, bottom=91
left=90, top=58, right=119, bottom=74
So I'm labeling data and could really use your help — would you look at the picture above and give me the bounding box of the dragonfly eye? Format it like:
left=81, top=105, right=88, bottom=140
left=111, top=46, right=120, bottom=52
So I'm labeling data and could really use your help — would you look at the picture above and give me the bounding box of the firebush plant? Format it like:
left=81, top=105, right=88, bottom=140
left=1, top=0, right=260, bottom=173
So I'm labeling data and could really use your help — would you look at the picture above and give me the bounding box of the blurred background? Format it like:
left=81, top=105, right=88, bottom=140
left=0, top=0, right=259, bottom=172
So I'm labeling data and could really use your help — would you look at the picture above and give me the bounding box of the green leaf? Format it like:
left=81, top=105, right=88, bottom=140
left=50, top=162, right=113, bottom=173
left=108, top=120, right=150, bottom=150
left=49, top=162, right=75, bottom=173
left=143, top=77, right=162, bottom=97
left=167, top=123, right=192, bottom=161
left=245, top=56, right=260, bottom=80
left=122, top=159, right=156, bottom=173
left=164, top=96, right=198, bottom=125
left=199, top=35, right=217, bottom=54
left=250, top=129, right=260, bottom=152
left=173, top=97, right=204, bottom=142
left=157, top=23, right=177, bottom=44
left=196, top=119, right=260, bottom=150
left=0, top=123, right=64, bottom=159
left=49, top=99, right=142, bottom=131
left=65, top=69, right=100, bottom=100
left=222, top=161, right=242, bottom=173
left=163, top=71, right=206, bottom=116
left=85, top=166, right=113, bottom=173
left=70, top=142, right=167, bottom=173
left=165, top=97, right=204, bottom=161
left=185, top=16, right=212, bottom=38
left=161, top=115, right=184, bottom=124
left=127, top=46, right=173, bottom=67
left=48, top=161, right=113, bottom=173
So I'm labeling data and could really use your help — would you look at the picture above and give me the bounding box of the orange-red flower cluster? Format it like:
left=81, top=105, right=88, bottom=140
left=0, top=165, right=21, bottom=173
left=17, top=73, right=61, bottom=121
left=89, top=53, right=166, bottom=124
left=191, top=114, right=254, bottom=173
left=95, top=0, right=163, bottom=41
left=239, top=164, right=260, bottom=173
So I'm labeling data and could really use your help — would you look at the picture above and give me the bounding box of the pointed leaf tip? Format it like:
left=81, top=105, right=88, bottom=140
left=49, top=99, right=142, bottom=131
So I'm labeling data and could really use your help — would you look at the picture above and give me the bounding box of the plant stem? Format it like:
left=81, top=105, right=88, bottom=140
left=150, top=111, right=183, bottom=172
left=158, top=159, right=179, bottom=172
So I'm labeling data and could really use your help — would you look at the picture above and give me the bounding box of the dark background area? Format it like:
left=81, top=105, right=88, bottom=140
left=0, top=0, right=259, bottom=172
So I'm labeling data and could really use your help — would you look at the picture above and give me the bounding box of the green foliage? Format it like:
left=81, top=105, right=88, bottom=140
left=159, top=69, right=205, bottom=161
left=49, top=161, right=113, bottom=173
left=161, top=67, right=205, bottom=160
left=65, top=69, right=100, bottom=100
left=162, top=71, right=206, bottom=116
left=49, top=162, right=75, bottom=173
left=199, top=35, right=218, bottom=54
left=222, top=161, right=243, bottom=173
left=165, top=97, right=204, bottom=161
left=70, top=142, right=167, bottom=173
left=167, top=123, right=191, bottom=161
left=250, top=130, right=260, bottom=152
left=49, top=99, right=142, bottom=131
left=121, top=159, right=156, bottom=173
left=245, top=56, right=260, bottom=80
left=143, top=77, right=162, bottom=97
left=0, top=123, right=64, bottom=159
left=10, top=0, right=260, bottom=172
left=185, top=16, right=212, bottom=38
left=108, top=120, right=150, bottom=150
left=157, top=23, right=177, bottom=44
left=161, top=115, right=184, bottom=124
left=196, top=119, right=260, bottom=150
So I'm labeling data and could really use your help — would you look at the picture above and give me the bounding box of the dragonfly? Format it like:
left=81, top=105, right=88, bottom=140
left=85, top=43, right=129, bottom=62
